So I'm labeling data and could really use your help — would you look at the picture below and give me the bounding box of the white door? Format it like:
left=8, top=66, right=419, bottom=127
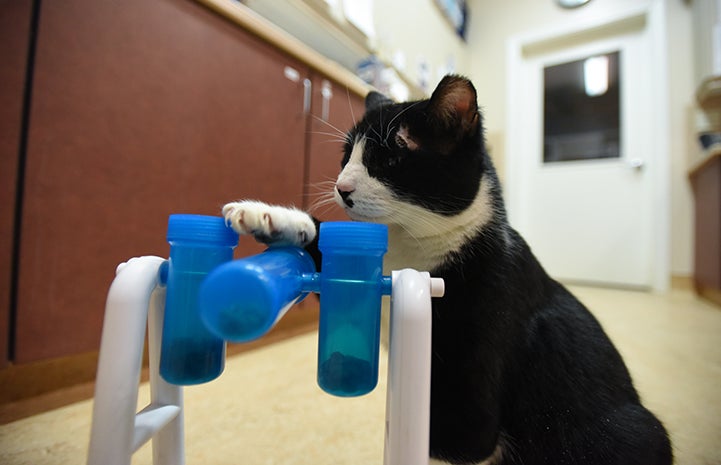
left=507, top=12, right=663, bottom=290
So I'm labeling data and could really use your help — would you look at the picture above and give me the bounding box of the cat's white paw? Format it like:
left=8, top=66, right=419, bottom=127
left=222, top=200, right=316, bottom=246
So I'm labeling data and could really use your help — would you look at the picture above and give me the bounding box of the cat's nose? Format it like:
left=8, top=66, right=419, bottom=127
left=336, top=186, right=355, bottom=208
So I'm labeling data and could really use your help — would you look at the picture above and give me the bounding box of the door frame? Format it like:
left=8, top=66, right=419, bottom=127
left=505, top=2, right=671, bottom=292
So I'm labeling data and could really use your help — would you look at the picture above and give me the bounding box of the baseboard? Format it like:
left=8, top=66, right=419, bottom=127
left=0, top=351, right=100, bottom=406
left=0, top=302, right=319, bottom=425
left=670, top=275, right=694, bottom=291
left=674, top=275, right=721, bottom=307
left=696, top=283, right=721, bottom=308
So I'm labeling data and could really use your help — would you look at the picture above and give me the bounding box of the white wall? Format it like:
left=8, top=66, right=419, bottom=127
left=666, top=0, right=695, bottom=280
left=248, top=0, right=695, bottom=279
left=372, top=0, right=470, bottom=93
left=244, top=0, right=470, bottom=97
left=465, top=0, right=695, bottom=278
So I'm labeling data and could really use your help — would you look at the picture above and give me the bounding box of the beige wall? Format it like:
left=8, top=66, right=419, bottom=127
left=665, top=0, right=695, bottom=279
left=372, top=1, right=471, bottom=91
left=466, top=0, right=695, bottom=277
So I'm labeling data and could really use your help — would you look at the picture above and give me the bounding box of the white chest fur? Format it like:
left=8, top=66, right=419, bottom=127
left=382, top=178, right=494, bottom=275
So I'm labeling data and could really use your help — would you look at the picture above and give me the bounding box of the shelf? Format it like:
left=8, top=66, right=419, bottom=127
left=243, top=0, right=371, bottom=72
left=689, top=144, right=721, bottom=179
left=194, top=0, right=371, bottom=98
left=231, top=0, right=426, bottom=100
left=697, top=75, right=721, bottom=111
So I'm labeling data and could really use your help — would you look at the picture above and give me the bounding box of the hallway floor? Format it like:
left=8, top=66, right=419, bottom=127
left=1, top=286, right=720, bottom=464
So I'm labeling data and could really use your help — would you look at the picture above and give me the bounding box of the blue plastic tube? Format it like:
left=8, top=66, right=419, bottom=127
left=196, top=221, right=389, bottom=397
left=199, top=246, right=316, bottom=343
left=316, top=222, right=388, bottom=397
left=159, top=214, right=238, bottom=385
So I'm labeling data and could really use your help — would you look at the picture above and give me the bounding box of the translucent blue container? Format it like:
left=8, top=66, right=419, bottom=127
left=317, top=222, right=388, bottom=397
left=196, top=221, right=389, bottom=397
left=159, top=214, right=238, bottom=385
left=199, top=246, right=316, bottom=343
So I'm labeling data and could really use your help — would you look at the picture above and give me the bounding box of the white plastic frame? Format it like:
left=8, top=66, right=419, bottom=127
left=87, top=257, right=443, bottom=465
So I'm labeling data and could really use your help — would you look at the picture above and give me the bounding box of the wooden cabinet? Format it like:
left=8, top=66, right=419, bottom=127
left=690, top=78, right=721, bottom=305
left=0, top=0, right=34, bottom=368
left=690, top=151, right=721, bottom=304
left=12, top=0, right=324, bottom=364
left=305, top=74, right=365, bottom=221
left=689, top=0, right=721, bottom=306
left=0, top=0, right=372, bottom=418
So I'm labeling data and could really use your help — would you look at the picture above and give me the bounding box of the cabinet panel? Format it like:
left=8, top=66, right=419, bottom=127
left=692, top=156, right=721, bottom=291
left=15, top=0, right=310, bottom=362
left=305, top=75, right=366, bottom=221
left=0, top=0, right=34, bottom=367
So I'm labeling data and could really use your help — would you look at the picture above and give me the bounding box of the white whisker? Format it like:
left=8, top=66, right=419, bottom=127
left=367, top=128, right=383, bottom=146
left=346, top=87, right=357, bottom=127
left=384, top=101, right=422, bottom=140
left=309, top=130, right=347, bottom=139
left=311, top=114, right=348, bottom=140
left=383, top=125, right=397, bottom=147
left=307, top=188, right=342, bottom=217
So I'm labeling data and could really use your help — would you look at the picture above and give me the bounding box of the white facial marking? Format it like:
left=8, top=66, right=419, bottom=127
left=335, top=137, right=395, bottom=220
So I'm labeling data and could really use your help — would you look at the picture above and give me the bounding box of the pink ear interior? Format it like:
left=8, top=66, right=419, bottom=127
left=429, top=76, right=479, bottom=131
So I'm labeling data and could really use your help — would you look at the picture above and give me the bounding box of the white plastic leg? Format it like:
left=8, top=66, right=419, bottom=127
left=147, top=284, right=185, bottom=465
left=88, top=257, right=440, bottom=465
left=384, top=269, right=443, bottom=465
left=87, top=256, right=184, bottom=465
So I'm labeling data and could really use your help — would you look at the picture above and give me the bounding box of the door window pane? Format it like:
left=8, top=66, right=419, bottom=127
left=543, top=51, right=620, bottom=163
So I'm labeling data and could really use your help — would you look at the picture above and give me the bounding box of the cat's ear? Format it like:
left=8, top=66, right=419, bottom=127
left=427, top=75, right=479, bottom=133
left=365, top=91, right=393, bottom=112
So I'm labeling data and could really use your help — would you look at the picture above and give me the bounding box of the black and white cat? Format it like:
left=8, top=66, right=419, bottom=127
left=222, top=76, right=672, bottom=465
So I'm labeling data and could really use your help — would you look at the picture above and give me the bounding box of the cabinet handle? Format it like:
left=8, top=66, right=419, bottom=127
left=321, top=80, right=333, bottom=122
left=303, top=78, right=312, bottom=114
left=284, top=66, right=300, bottom=83
left=627, top=158, right=645, bottom=171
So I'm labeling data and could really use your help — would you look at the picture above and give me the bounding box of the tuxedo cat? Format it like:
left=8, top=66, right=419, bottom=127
left=223, top=76, right=672, bottom=465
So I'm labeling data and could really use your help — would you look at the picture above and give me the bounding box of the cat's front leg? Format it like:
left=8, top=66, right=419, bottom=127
left=222, top=200, right=317, bottom=247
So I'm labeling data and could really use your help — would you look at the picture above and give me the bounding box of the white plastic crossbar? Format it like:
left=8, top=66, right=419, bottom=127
left=87, top=256, right=184, bottom=465
left=87, top=258, right=441, bottom=465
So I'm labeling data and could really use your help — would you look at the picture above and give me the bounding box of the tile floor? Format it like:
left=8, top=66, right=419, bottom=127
left=0, top=286, right=719, bottom=465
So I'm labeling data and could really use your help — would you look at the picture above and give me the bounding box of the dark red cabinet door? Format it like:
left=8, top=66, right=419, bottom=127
left=14, top=0, right=310, bottom=362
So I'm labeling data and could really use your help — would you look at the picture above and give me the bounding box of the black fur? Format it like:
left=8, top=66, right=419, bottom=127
left=307, top=75, right=672, bottom=464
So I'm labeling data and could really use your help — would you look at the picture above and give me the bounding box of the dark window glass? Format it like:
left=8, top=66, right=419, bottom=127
left=543, top=51, right=620, bottom=163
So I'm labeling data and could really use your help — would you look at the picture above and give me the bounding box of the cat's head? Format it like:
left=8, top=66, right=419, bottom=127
left=335, top=75, right=498, bottom=233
